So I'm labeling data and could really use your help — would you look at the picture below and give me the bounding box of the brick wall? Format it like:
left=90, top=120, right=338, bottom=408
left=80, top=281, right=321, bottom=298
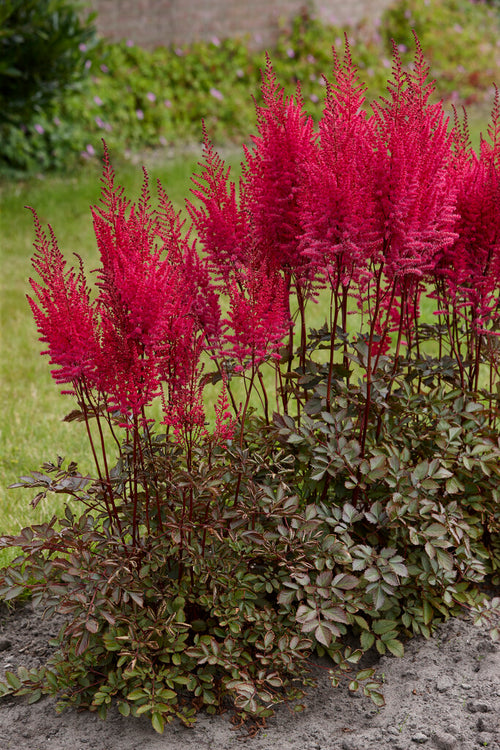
left=87, top=0, right=394, bottom=50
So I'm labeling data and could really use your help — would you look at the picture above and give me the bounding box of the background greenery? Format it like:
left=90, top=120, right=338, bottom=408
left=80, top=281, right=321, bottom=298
left=1, top=0, right=499, bottom=173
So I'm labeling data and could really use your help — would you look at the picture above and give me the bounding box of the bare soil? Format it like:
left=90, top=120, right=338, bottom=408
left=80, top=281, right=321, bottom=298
left=0, top=599, right=499, bottom=750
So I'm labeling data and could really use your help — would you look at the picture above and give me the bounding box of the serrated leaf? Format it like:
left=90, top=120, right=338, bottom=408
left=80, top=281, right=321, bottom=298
left=425, top=523, right=448, bottom=538
left=385, top=639, right=404, bottom=658
left=366, top=689, right=385, bottom=707
left=373, top=586, right=385, bottom=610
left=422, top=600, right=433, bottom=625
left=85, top=618, right=99, bottom=633
left=322, top=606, right=349, bottom=624
left=314, top=622, right=332, bottom=648
left=264, top=630, right=275, bottom=648
left=152, top=711, right=166, bottom=734
left=277, top=589, right=296, bottom=606
left=332, top=573, right=359, bottom=589
left=127, top=590, right=144, bottom=607
left=364, top=567, right=380, bottom=582
left=445, top=476, right=462, bottom=494
left=356, top=668, right=375, bottom=681
left=411, top=460, right=429, bottom=483
left=118, top=701, right=130, bottom=717
left=433, top=466, right=453, bottom=479
left=316, top=570, right=333, bottom=588
left=360, top=631, right=375, bottom=650
left=3, top=585, right=26, bottom=601
left=5, top=672, right=21, bottom=690
left=435, top=547, right=454, bottom=571
left=354, top=615, right=370, bottom=631
left=136, top=703, right=153, bottom=716
left=27, top=689, right=42, bottom=704
left=310, top=470, right=326, bottom=482
left=389, top=561, right=408, bottom=577
left=127, top=689, right=148, bottom=701
left=160, top=689, right=177, bottom=701
left=373, top=619, right=398, bottom=635
left=296, top=604, right=318, bottom=623
left=16, top=666, right=29, bottom=682
left=345, top=648, right=363, bottom=664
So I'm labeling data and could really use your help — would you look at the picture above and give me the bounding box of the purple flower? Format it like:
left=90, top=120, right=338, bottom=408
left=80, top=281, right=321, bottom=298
left=146, top=92, right=156, bottom=102
left=85, top=60, right=92, bottom=70
left=209, top=88, right=224, bottom=101
left=309, top=93, right=319, bottom=104
left=211, top=36, right=220, bottom=47
left=86, top=144, right=95, bottom=155
left=79, top=43, right=87, bottom=52
left=94, top=95, right=103, bottom=106
left=287, top=48, right=295, bottom=59
left=95, top=117, right=112, bottom=132
left=126, top=39, right=134, bottom=47
left=34, top=124, right=45, bottom=135
left=307, top=54, right=316, bottom=64
left=100, top=64, right=109, bottom=74
left=164, top=99, right=172, bottom=108
left=175, top=47, right=184, bottom=56
left=136, top=109, right=144, bottom=120
left=236, top=68, right=244, bottom=78
left=53, top=117, right=61, bottom=126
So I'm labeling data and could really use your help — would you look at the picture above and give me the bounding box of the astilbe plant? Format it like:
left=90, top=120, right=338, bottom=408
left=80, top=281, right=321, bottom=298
left=1, top=37, right=500, bottom=733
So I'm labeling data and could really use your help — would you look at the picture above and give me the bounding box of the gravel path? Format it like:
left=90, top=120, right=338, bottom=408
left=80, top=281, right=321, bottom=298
left=0, top=600, right=499, bottom=750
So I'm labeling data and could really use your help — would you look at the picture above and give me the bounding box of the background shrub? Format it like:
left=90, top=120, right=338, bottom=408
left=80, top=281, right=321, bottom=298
left=1, top=0, right=500, bottom=174
left=381, top=0, right=500, bottom=105
left=0, top=0, right=97, bottom=172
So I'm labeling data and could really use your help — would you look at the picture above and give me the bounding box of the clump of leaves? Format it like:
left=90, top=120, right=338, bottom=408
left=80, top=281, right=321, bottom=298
left=272, top=341, right=500, bottom=649
left=0, top=439, right=317, bottom=729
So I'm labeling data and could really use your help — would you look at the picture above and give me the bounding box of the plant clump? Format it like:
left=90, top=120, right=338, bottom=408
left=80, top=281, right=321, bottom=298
left=0, top=36, right=499, bottom=733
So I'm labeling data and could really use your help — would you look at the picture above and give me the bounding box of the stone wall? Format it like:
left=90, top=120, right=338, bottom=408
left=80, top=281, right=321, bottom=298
left=87, top=0, right=394, bottom=49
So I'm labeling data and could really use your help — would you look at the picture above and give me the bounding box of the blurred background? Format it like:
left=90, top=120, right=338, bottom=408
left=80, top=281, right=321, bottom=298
left=1, top=0, right=500, bottom=174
